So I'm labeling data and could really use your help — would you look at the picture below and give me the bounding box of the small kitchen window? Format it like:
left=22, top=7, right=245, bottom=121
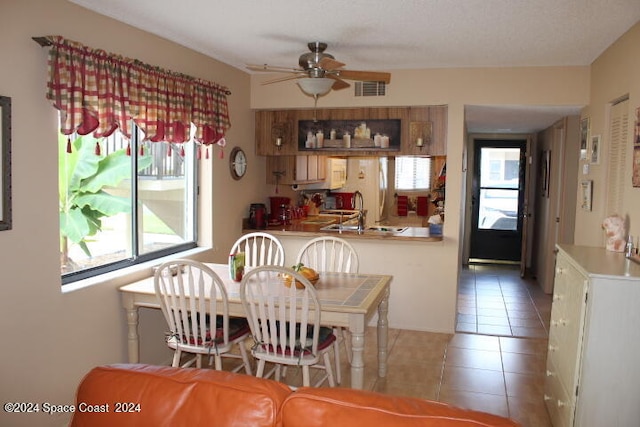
left=394, top=156, right=432, bottom=191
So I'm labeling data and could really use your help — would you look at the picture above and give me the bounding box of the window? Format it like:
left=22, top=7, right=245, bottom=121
left=477, top=147, right=522, bottom=231
left=394, top=156, right=432, bottom=190
left=59, top=123, right=198, bottom=283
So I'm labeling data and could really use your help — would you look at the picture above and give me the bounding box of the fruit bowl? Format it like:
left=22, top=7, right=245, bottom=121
left=283, top=265, right=319, bottom=289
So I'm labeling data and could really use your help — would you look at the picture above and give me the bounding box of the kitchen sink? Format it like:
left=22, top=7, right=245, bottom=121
left=319, top=224, right=409, bottom=234
left=367, top=226, right=408, bottom=233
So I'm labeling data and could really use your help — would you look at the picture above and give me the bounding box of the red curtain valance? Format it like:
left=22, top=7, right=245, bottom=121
left=44, top=36, right=231, bottom=146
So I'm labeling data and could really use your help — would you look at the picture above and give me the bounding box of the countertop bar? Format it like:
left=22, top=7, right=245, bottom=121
left=244, top=217, right=443, bottom=242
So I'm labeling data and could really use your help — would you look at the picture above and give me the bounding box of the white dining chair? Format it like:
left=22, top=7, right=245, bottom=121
left=240, top=265, right=337, bottom=388
left=295, top=236, right=359, bottom=384
left=154, top=259, right=253, bottom=374
left=229, top=232, right=285, bottom=268
left=296, top=236, right=359, bottom=275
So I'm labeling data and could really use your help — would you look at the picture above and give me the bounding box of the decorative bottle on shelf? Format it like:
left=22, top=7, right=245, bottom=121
left=343, top=131, right=351, bottom=148
left=306, top=131, right=314, bottom=148
left=381, top=135, right=390, bottom=148
left=316, top=130, right=324, bottom=148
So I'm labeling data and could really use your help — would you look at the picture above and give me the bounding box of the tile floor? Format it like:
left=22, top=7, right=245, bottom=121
left=220, top=264, right=553, bottom=426
left=456, top=264, right=552, bottom=338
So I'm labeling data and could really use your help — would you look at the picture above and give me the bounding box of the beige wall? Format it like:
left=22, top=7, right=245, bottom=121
left=574, top=22, right=640, bottom=247
left=0, top=1, right=260, bottom=426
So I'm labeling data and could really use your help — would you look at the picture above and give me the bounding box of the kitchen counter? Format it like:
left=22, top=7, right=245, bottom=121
left=244, top=217, right=443, bottom=242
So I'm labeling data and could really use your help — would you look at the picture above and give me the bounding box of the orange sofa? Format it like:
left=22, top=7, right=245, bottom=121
left=70, top=364, right=519, bottom=427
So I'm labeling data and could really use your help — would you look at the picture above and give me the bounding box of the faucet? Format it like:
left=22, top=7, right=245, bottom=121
left=353, top=191, right=365, bottom=233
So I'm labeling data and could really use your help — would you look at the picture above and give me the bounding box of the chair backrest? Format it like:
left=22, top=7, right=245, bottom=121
left=230, top=232, right=285, bottom=268
left=296, top=236, right=359, bottom=273
left=240, top=265, right=322, bottom=363
left=154, top=259, right=232, bottom=349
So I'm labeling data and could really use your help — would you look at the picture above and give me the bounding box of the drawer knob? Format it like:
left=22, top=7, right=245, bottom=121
left=553, top=294, right=563, bottom=301
left=557, top=400, right=567, bottom=408
left=552, top=318, right=567, bottom=327
left=544, top=394, right=552, bottom=401
left=548, top=344, right=558, bottom=352
left=546, top=370, right=556, bottom=377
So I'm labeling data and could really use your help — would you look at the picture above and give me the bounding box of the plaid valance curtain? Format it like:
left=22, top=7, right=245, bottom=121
left=44, top=36, right=231, bottom=150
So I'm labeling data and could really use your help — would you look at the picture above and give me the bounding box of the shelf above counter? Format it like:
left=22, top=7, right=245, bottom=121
left=255, top=106, right=447, bottom=157
left=299, top=118, right=401, bottom=152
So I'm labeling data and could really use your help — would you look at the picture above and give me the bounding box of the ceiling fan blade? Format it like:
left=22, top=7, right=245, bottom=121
left=246, top=64, right=302, bottom=73
left=335, top=69, right=391, bottom=84
left=261, top=74, right=306, bottom=85
left=328, top=76, right=350, bottom=90
left=318, top=57, right=345, bottom=71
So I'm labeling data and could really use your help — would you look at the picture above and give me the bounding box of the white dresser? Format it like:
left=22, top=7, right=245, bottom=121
left=545, top=244, right=640, bottom=427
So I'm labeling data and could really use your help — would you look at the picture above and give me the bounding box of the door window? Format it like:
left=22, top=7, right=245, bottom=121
left=478, top=148, right=520, bottom=231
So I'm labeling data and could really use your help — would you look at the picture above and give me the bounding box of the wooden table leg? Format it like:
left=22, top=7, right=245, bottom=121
left=349, top=316, right=366, bottom=389
left=377, top=286, right=390, bottom=378
left=122, top=294, right=140, bottom=363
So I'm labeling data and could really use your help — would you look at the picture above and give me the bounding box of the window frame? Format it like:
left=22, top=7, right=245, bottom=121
left=60, top=124, right=199, bottom=285
left=394, top=156, right=433, bottom=192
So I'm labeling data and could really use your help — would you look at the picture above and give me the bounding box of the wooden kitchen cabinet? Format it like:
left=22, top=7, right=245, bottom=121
left=544, top=245, right=640, bottom=427
left=266, top=155, right=326, bottom=185
left=255, top=110, right=296, bottom=155
left=402, top=106, right=447, bottom=155
left=255, top=106, right=447, bottom=157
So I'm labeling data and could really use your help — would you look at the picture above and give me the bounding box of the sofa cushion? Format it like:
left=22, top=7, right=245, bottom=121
left=280, top=387, right=519, bottom=427
left=70, top=364, right=291, bottom=427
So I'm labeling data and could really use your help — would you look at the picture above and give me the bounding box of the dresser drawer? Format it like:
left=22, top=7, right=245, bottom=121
left=544, top=359, right=575, bottom=427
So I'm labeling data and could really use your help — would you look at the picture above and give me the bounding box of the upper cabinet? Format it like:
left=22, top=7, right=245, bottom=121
left=255, top=106, right=447, bottom=157
left=255, top=110, right=297, bottom=155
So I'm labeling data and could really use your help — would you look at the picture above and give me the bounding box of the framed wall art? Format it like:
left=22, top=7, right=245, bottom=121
left=580, top=117, right=590, bottom=160
left=581, top=180, right=593, bottom=211
left=590, top=134, right=601, bottom=164
left=0, top=95, right=11, bottom=231
left=540, top=149, right=550, bottom=198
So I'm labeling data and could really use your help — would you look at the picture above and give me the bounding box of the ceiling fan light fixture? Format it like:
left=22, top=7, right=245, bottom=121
left=297, top=77, right=334, bottom=96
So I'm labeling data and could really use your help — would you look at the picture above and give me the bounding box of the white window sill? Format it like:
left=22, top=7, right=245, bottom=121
left=61, top=247, right=211, bottom=294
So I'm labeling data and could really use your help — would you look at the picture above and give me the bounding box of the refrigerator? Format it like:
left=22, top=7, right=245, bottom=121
left=340, top=157, right=388, bottom=225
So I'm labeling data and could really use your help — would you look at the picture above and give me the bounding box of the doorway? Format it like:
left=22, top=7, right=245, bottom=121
left=469, top=139, right=527, bottom=263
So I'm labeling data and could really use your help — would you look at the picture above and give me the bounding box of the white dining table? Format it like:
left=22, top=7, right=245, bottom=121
left=119, top=263, right=391, bottom=390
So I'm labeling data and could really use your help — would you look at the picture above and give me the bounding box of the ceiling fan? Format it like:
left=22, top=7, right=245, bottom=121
left=246, top=42, right=391, bottom=97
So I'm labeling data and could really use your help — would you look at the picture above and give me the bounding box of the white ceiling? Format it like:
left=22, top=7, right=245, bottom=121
left=68, top=0, right=640, bottom=133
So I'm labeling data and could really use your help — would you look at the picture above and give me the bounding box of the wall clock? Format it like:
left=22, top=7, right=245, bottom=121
left=229, top=147, right=247, bottom=180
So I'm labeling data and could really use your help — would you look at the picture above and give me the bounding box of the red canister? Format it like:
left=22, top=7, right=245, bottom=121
left=269, top=197, right=290, bottom=219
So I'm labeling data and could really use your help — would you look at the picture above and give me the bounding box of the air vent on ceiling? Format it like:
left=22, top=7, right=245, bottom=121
left=355, top=81, right=386, bottom=97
